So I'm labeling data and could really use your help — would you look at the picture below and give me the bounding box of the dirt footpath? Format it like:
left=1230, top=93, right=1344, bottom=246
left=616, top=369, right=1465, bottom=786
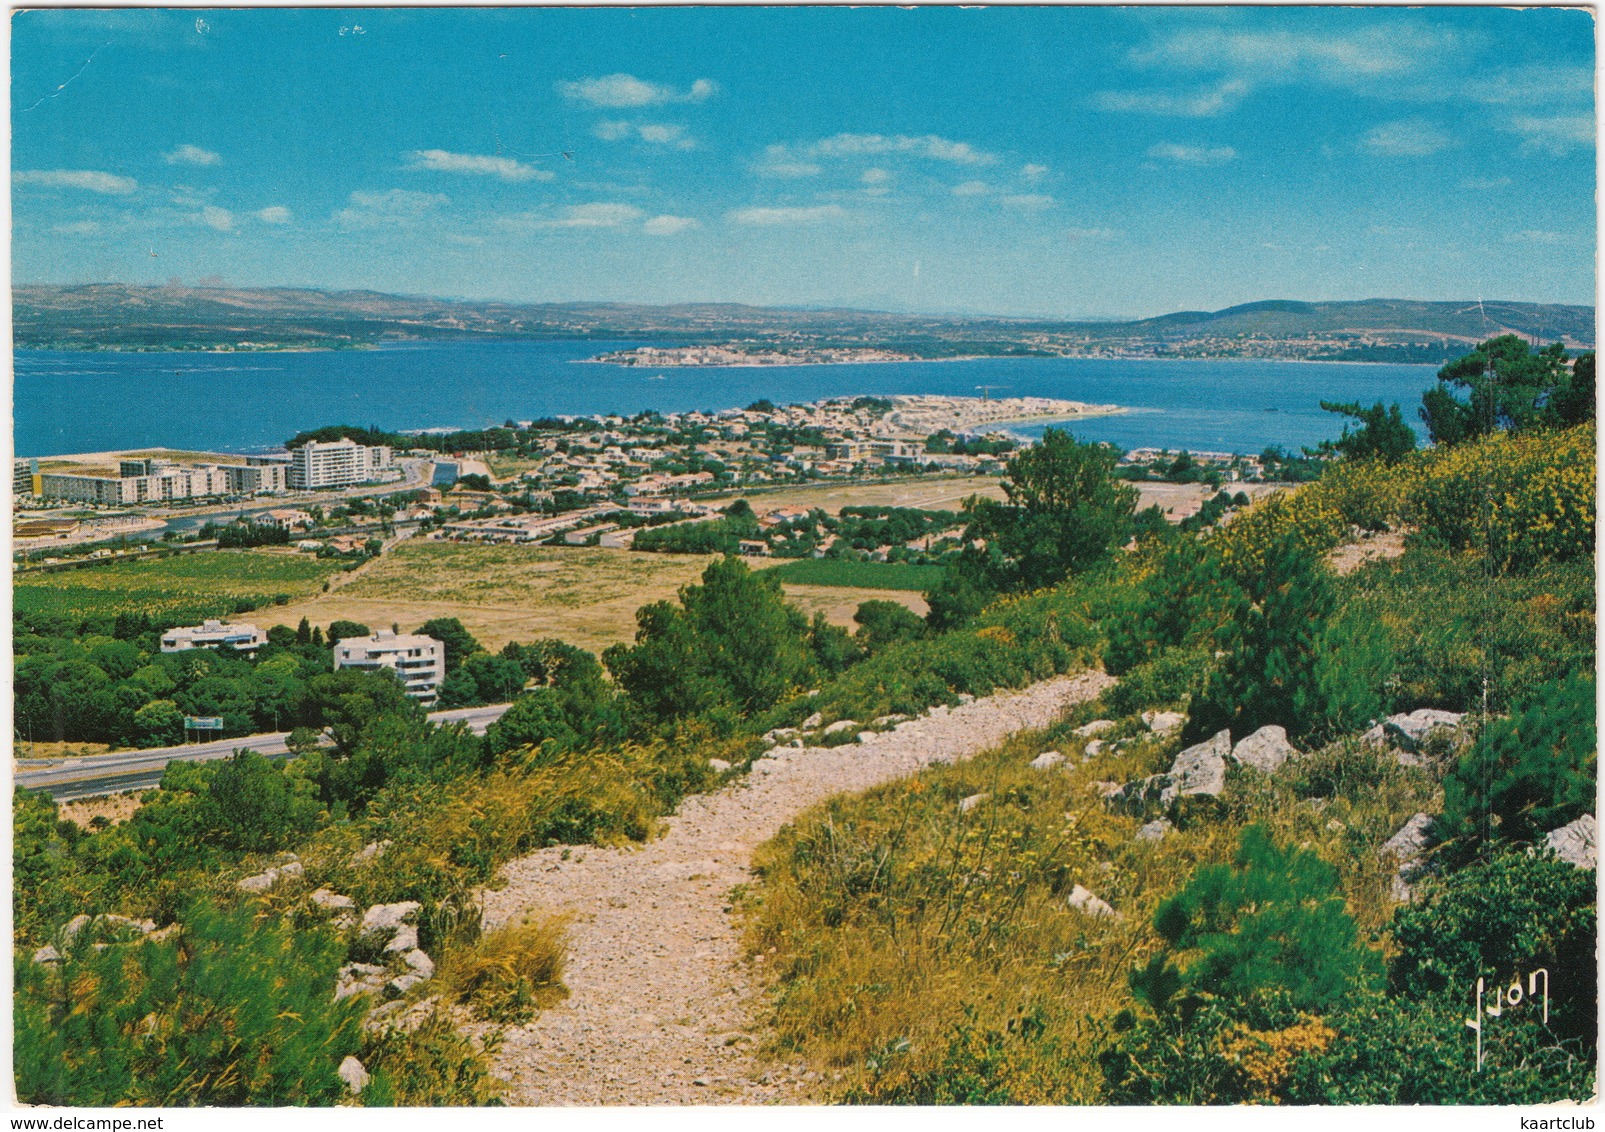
left=480, top=669, right=1115, bottom=1105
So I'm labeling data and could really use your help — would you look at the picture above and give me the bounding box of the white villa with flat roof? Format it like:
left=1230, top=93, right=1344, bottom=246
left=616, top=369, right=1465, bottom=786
left=161, top=619, right=267, bottom=653
left=331, top=629, right=444, bottom=703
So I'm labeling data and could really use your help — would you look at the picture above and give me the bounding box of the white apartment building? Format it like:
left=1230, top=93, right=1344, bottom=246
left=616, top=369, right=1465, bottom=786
left=288, top=439, right=396, bottom=490
left=40, top=457, right=286, bottom=506
left=332, top=629, right=444, bottom=703
left=161, top=619, right=267, bottom=653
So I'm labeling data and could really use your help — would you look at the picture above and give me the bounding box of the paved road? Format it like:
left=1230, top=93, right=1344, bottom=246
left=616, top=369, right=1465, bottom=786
left=14, top=702, right=513, bottom=802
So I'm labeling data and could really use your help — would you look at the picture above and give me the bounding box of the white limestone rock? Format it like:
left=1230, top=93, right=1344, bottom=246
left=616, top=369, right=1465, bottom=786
left=1066, top=884, right=1120, bottom=919
left=959, top=792, right=990, bottom=815
left=383, top=925, right=420, bottom=955
left=1084, top=739, right=1107, bottom=758
left=311, top=888, right=356, bottom=912
left=401, top=949, right=436, bottom=978
left=338, top=1056, right=371, bottom=1095
left=1029, top=751, right=1066, bottom=771
left=238, top=861, right=305, bottom=894
left=335, top=963, right=389, bottom=1001
left=1073, top=719, right=1117, bottom=738
left=1160, top=729, right=1231, bottom=805
left=823, top=719, right=859, bottom=735
left=386, top=973, right=427, bottom=999
left=1142, top=710, right=1186, bottom=736
left=1230, top=725, right=1300, bottom=773
left=1545, top=814, right=1597, bottom=870
left=32, top=945, right=61, bottom=965
left=353, top=839, right=394, bottom=864
left=956, top=693, right=976, bottom=706
left=802, top=712, right=824, bottom=729
left=707, top=758, right=732, bottom=773
left=1136, top=819, right=1172, bottom=842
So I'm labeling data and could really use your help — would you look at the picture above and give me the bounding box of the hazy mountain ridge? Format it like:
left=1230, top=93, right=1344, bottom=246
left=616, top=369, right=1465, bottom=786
left=13, top=283, right=1595, bottom=356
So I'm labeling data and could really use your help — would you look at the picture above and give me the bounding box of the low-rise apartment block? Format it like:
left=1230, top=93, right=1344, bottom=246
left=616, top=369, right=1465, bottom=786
left=161, top=619, right=267, bottom=653
left=39, top=456, right=287, bottom=506
left=332, top=629, right=444, bottom=703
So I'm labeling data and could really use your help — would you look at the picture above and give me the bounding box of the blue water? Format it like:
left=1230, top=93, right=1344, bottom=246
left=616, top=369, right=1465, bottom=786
left=14, top=341, right=1439, bottom=458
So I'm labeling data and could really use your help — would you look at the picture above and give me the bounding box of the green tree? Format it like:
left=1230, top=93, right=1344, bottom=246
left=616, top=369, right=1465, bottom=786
left=1315, top=400, right=1418, bottom=464
left=1420, top=335, right=1571, bottom=445
left=960, top=429, right=1138, bottom=592
left=603, top=556, right=816, bottom=722
left=1188, top=533, right=1339, bottom=743
left=132, top=699, right=185, bottom=748
left=1437, top=675, right=1596, bottom=863
left=484, top=676, right=631, bottom=759
left=201, top=751, right=321, bottom=853
left=417, top=617, right=483, bottom=674
left=854, top=599, right=925, bottom=651
left=1141, top=824, right=1382, bottom=1014
left=1553, top=351, right=1595, bottom=426
left=1104, top=539, right=1243, bottom=676
left=327, top=620, right=371, bottom=643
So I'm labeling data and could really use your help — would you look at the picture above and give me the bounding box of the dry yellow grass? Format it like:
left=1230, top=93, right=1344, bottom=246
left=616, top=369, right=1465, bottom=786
left=58, top=794, right=144, bottom=830
left=700, top=475, right=1006, bottom=516
left=438, top=914, right=570, bottom=1023
left=780, top=584, right=930, bottom=626
left=266, top=541, right=726, bottom=653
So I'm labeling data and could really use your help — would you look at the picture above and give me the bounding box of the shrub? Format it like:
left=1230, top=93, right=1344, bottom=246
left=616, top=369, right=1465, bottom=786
left=1437, top=675, right=1596, bottom=861
left=1104, top=539, right=1242, bottom=677
left=1100, top=646, right=1213, bottom=717
left=15, top=904, right=364, bottom=1105
left=1143, top=824, right=1382, bottom=1014
left=437, top=914, right=569, bottom=1023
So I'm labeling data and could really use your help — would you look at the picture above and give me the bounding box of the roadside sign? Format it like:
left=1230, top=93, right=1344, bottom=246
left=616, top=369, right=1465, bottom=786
left=184, top=716, right=224, bottom=730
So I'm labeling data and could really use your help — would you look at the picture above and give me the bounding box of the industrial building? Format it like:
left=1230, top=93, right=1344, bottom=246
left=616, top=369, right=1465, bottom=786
left=288, top=438, right=397, bottom=490
left=160, top=619, right=267, bottom=653
left=331, top=629, right=444, bottom=703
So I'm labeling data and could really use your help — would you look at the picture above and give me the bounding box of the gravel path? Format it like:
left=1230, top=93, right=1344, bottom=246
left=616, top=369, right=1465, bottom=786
left=480, top=669, right=1114, bottom=1105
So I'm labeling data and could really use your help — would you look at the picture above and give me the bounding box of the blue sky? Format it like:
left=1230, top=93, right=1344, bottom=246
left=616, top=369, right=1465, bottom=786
left=11, top=6, right=1596, bottom=317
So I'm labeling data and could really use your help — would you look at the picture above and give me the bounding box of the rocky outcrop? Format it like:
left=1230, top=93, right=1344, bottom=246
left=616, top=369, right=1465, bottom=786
left=1230, top=726, right=1300, bottom=773
left=708, top=759, right=732, bottom=773
left=1381, top=813, right=1436, bottom=901
left=1029, top=751, right=1065, bottom=771
left=959, top=792, right=989, bottom=815
left=1073, top=719, right=1116, bottom=738
left=238, top=860, right=305, bottom=893
left=1361, top=710, right=1465, bottom=765
left=311, top=888, right=358, bottom=929
left=1545, top=814, right=1596, bottom=869
left=1066, top=884, right=1119, bottom=919
left=335, top=963, right=389, bottom=1001
left=823, top=720, right=859, bottom=736
left=1142, top=710, right=1186, bottom=736
left=1161, top=729, right=1231, bottom=805
left=1136, top=818, right=1172, bottom=842
left=352, top=840, right=394, bottom=865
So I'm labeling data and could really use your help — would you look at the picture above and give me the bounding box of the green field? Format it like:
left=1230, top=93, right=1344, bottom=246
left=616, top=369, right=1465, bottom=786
left=763, top=558, right=946, bottom=592
left=14, top=551, right=346, bottom=624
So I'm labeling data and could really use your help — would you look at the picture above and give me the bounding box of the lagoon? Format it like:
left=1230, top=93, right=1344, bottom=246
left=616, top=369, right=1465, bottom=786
left=15, top=341, right=1439, bottom=458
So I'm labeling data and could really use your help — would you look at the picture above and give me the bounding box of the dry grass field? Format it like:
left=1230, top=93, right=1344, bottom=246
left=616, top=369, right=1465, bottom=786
left=264, top=540, right=927, bottom=653
left=700, top=475, right=1005, bottom=516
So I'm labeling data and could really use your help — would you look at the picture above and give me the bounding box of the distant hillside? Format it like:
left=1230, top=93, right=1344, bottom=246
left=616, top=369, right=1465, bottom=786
left=12, top=283, right=1594, bottom=360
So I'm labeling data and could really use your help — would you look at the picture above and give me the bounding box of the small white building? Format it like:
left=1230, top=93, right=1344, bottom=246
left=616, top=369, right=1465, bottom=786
left=161, top=619, right=266, bottom=653
left=332, top=629, right=444, bottom=703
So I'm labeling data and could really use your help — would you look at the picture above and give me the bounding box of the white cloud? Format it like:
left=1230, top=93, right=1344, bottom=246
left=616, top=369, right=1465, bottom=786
left=1460, top=176, right=1512, bottom=191
left=198, top=205, right=233, bottom=231
left=557, top=74, right=717, bottom=108
left=165, top=144, right=221, bottom=166
left=596, top=122, right=697, bottom=150
left=1020, top=163, right=1050, bottom=182
left=860, top=168, right=891, bottom=185
left=407, top=149, right=554, bottom=182
left=643, top=214, right=699, bottom=236
left=809, top=133, right=995, bottom=165
left=952, top=180, right=990, bottom=197
left=1361, top=119, right=1453, bottom=157
left=1505, top=114, right=1594, bottom=156
left=1508, top=229, right=1564, bottom=245
left=501, top=203, right=647, bottom=232
left=52, top=220, right=102, bottom=236
left=1131, top=28, right=1438, bottom=83
left=1471, top=65, right=1593, bottom=107
left=335, top=189, right=448, bottom=227
left=1147, top=141, right=1237, bottom=165
left=1065, top=226, right=1122, bottom=241
left=15, top=169, right=137, bottom=194
left=256, top=205, right=293, bottom=224
left=728, top=204, right=847, bottom=226
left=1094, top=79, right=1251, bottom=117
left=752, top=144, right=821, bottom=178
left=999, top=193, right=1055, bottom=211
